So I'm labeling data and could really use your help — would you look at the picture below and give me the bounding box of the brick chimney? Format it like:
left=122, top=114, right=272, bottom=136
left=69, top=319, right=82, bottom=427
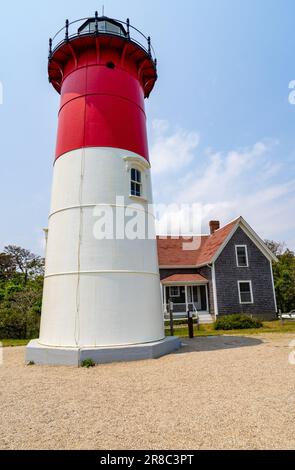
left=209, top=220, right=220, bottom=234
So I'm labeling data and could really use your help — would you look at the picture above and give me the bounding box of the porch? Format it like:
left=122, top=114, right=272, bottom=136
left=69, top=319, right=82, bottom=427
left=161, top=274, right=213, bottom=324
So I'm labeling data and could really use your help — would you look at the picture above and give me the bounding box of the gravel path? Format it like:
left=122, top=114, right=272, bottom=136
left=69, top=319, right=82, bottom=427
left=1, top=333, right=295, bottom=450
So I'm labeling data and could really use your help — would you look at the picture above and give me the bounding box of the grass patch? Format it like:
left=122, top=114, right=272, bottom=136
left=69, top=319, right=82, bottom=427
left=1, top=339, right=30, bottom=347
left=164, top=318, right=189, bottom=326
left=2, top=320, right=295, bottom=345
left=165, top=320, right=295, bottom=338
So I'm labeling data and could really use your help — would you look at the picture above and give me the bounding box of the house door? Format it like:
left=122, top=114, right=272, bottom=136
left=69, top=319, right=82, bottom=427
left=187, top=286, right=198, bottom=309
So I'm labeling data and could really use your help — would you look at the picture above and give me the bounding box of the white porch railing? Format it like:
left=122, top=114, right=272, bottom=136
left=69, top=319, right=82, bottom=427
left=163, top=302, right=214, bottom=324
left=162, top=284, right=209, bottom=316
left=163, top=302, right=198, bottom=316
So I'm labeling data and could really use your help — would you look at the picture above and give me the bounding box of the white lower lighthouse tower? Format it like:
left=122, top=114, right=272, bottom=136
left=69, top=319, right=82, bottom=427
left=26, top=13, right=180, bottom=365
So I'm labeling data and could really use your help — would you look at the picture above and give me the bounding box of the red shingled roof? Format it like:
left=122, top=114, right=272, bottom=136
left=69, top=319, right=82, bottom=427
left=161, top=274, right=208, bottom=284
left=157, top=218, right=239, bottom=267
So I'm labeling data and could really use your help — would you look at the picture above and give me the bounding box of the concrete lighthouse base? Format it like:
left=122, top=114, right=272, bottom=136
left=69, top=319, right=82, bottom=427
left=25, top=337, right=182, bottom=366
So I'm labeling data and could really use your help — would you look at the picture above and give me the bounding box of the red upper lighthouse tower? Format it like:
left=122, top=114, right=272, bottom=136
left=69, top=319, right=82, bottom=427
left=48, top=13, right=157, bottom=161
left=26, top=13, right=180, bottom=365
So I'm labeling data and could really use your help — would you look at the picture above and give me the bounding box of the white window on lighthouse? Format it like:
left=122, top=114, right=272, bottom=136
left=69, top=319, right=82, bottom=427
left=130, top=168, right=142, bottom=197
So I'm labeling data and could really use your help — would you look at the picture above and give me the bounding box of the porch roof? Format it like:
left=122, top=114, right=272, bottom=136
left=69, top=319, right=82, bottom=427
left=161, top=273, right=208, bottom=285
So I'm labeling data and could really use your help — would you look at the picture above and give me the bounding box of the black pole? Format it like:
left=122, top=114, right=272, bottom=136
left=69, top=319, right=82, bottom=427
left=48, top=38, right=52, bottom=60
left=126, top=18, right=130, bottom=39
left=187, top=310, right=194, bottom=339
left=147, top=36, right=151, bottom=56
left=95, top=11, right=99, bottom=35
left=65, top=19, right=69, bottom=42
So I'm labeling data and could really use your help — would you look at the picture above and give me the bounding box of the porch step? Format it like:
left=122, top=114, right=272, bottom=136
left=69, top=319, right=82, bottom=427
left=197, top=313, right=214, bottom=324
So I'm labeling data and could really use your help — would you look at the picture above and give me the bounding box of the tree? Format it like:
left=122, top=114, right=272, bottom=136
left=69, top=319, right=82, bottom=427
left=0, top=245, right=44, bottom=339
left=273, top=250, right=295, bottom=313
left=264, top=240, right=286, bottom=257
left=3, top=245, right=44, bottom=285
left=0, top=253, right=16, bottom=280
left=265, top=240, right=295, bottom=313
left=0, top=273, right=43, bottom=339
left=10, top=280, right=43, bottom=338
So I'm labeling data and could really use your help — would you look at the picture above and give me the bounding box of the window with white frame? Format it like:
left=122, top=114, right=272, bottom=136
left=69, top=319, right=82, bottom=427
left=169, top=286, right=180, bottom=297
left=238, top=281, right=253, bottom=304
left=130, top=168, right=142, bottom=197
left=235, top=245, right=249, bottom=267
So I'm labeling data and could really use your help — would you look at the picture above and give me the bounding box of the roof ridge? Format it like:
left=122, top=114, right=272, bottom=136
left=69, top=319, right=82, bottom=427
left=157, top=217, right=240, bottom=267
left=156, top=234, right=209, bottom=238
left=156, top=217, right=241, bottom=239
left=213, top=216, right=240, bottom=233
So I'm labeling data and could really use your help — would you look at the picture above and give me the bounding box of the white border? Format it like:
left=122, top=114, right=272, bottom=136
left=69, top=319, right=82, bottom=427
left=238, top=280, right=254, bottom=304
left=169, top=286, right=180, bottom=297
left=124, top=155, right=149, bottom=202
left=212, top=262, right=219, bottom=317
left=269, top=260, right=278, bottom=313
left=235, top=244, right=249, bottom=267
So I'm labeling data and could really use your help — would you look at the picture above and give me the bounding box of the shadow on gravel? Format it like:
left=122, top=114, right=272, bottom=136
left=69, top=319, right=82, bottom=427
left=174, top=335, right=263, bottom=354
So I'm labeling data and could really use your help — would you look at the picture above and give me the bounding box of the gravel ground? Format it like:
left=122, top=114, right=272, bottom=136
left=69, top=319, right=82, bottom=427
left=1, top=333, right=295, bottom=450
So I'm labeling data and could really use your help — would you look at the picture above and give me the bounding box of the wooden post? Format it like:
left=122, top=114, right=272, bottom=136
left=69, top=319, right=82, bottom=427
left=169, top=299, right=174, bottom=336
left=187, top=309, right=194, bottom=338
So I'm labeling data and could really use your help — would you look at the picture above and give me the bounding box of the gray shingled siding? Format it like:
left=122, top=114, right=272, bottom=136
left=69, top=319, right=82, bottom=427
left=214, top=227, right=276, bottom=320
left=159, top=267, right=214, bottom=314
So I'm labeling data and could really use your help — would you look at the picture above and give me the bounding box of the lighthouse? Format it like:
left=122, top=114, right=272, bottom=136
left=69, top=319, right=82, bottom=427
left=26, top=13, right=180, bottom=365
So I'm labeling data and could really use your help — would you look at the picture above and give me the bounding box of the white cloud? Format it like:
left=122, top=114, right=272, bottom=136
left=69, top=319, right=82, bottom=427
left=151, top=120, right=295, bottom=248
left=150, top=119, right=200, bottom=174
left=155, top=203, right=203, bottom=237
left=177, top=140, right=277, bottom=203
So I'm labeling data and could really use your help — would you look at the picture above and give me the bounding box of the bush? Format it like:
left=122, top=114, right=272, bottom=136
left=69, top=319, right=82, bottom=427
left=0, top=307, right=40, bottom=339
left=0, top=278, right=42, bottom=340
left=0, top=308, right=26, bottom=338
left=214, top=314, right=263, bottom=330
left=81, top=358, right=95, bottom=368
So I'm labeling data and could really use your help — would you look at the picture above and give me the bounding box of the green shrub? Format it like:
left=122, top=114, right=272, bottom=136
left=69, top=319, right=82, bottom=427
left=0, top=307, right=40, bottom=339
left=0, top=308, right=26, bottom=339
left=81, top=358, right=95, bottom=368
left=214, top=314, right=263, bottom=330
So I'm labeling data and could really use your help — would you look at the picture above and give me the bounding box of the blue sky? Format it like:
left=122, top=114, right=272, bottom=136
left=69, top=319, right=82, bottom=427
left=0, top=0, right=294, bottom=254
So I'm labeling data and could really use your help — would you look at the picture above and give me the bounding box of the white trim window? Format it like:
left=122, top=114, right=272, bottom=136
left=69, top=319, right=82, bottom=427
left=238, top=280, right=254, bottom=304
left=235, top=245, right=249, bottom=267
left=169, top=286, right=180, bottom=298
left=130, top=168, right=142, bottom=197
